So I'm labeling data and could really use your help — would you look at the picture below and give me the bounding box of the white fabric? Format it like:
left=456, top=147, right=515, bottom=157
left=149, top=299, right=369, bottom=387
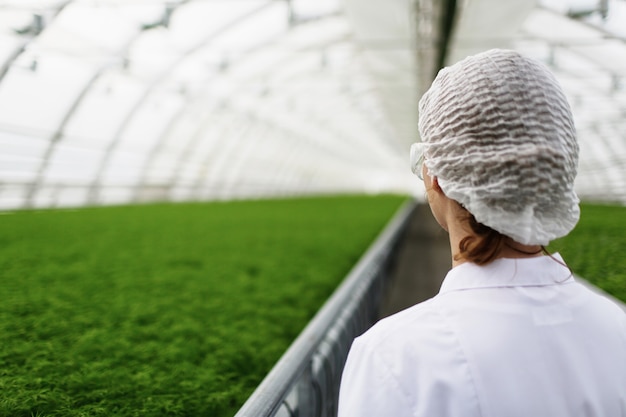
left=415, top=49, right=580, bottom=245
left=338, top=254, right=626, bottom=417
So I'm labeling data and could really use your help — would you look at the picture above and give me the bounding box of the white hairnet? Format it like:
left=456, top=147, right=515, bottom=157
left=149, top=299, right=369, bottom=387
left=412, top=49, right=580, bottom=245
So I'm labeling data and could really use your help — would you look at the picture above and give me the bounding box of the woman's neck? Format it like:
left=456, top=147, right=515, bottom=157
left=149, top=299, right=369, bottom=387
left=448, top=222, right=544, bottom=268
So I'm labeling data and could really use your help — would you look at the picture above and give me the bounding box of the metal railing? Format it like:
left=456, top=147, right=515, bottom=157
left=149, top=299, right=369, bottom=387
left=234, top=200, right=416, bottom=417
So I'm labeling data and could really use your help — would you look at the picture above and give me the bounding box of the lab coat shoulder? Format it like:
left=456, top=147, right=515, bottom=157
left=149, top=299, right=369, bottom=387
left=574, top=281, right=626, bottom=341
left=338, top=297, right=482, bottom=417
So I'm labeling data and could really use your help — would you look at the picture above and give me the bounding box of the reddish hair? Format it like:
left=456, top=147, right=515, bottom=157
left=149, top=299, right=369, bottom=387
left=455, top=211, right=506, bottom=266
left=455, top=210, right=549, bottom=265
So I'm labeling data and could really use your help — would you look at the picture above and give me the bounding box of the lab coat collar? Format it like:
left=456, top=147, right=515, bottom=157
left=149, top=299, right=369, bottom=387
left=440, top=253, right=575, bottom=294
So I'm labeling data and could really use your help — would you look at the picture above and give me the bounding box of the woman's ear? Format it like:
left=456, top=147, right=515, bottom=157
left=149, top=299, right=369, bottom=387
left=431, top=176, right=444, bottom=194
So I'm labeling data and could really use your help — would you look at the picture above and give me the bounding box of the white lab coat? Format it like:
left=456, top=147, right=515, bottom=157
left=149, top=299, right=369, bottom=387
left=338, top=254, right=626, bottom=417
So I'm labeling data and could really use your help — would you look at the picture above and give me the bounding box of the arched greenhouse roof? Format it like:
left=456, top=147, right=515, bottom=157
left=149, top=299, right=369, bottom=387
left=0, top=0, right=624, bottom=210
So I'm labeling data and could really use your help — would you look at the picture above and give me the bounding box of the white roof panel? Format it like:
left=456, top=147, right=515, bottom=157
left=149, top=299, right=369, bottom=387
left=0, top=0, right=623, bottom=209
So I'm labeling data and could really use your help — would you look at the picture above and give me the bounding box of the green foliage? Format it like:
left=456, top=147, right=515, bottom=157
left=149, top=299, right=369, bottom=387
left=549, top=203, right=626, bottom=302
left=0, top=195, right=406, bottom=417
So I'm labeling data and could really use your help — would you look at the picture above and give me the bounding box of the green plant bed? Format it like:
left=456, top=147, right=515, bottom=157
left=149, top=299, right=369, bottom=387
left=549, top=203, right=626, bottom=303
left=0, top=195, right=406, bottom=417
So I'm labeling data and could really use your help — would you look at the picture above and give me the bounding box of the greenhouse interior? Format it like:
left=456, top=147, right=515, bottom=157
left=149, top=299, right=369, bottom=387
left=1, top=0, right=625, bottom=416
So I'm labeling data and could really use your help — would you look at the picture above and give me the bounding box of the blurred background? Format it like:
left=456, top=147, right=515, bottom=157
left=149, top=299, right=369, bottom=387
left=0, top=0, right=624, bottom=211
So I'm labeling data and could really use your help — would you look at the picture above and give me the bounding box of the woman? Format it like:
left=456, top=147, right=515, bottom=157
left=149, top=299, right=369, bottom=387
left=338, top=49, right=626, bottom=417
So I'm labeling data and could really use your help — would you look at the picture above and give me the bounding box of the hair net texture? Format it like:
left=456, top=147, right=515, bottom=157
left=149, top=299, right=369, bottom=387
left=416, top=49, right=579, bottom=245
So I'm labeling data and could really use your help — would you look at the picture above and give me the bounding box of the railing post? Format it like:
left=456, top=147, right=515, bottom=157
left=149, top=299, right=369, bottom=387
left=297, top=363, right=317, bottom=417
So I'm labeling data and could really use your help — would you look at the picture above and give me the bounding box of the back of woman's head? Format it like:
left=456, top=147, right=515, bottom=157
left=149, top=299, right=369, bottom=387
left=415, top=48, right=580, bottom=248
